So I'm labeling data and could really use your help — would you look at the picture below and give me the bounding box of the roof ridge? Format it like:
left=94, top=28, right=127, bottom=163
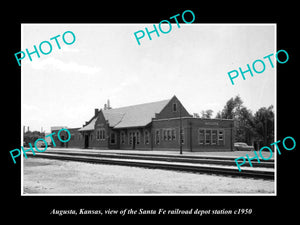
left=103, top=98, right=170, bottom=111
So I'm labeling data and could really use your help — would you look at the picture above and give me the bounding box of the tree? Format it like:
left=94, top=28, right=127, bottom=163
left=216, top=95, right=243, bottom=119
left=193, top=113, right=200, bottom=118
left=252, top=105, right=274, bottom=148
left=216, top=95, right=256, bottom=145
left=216, top=95, right=274, bottom=149
left=23, top=130, right=45, bottom=147
left=200, top=109, right=213, bottom=119
left=236, top=106, right=255, bottom=145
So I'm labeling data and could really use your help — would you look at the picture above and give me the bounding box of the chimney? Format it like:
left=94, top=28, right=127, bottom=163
left=95, top=108, right=99, bottom=116
left=107, top=99, right=110, bottom=109
left=104, top=104, right=107, bottom=110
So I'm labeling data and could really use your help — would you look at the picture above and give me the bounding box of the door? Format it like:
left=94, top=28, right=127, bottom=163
left=84, top=134, right=89, bottom=149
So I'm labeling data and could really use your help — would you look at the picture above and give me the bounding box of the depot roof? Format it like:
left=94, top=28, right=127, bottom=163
left=79, top=99, right=170, bottom=131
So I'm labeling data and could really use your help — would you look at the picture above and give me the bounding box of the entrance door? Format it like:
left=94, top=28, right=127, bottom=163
left=132, top=136, right=136, bottom=150
left=84, top=134, right=89, bottom=149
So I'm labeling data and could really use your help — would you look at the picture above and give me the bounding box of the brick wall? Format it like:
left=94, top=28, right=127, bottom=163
left=189, top=118, right=234, bottom=152
left=51, top=128, right=83, bottom=148
left=118, top=126, right=152, bottom=150
left=155, top=96, right=192, bottom=120
left=152, top=117, right=234, bottom=151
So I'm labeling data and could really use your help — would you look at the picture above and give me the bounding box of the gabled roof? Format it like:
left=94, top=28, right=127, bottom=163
left=105, top=99, right=170, bottom=128
left=79, top=99, right=170, bottom=131
left=78, top=117, right=97, bottom=131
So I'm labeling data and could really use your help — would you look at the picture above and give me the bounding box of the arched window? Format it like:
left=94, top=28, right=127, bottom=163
left=96, top=128, right=106, bottom=141
left=144, top=130, right=150, bottom=144
left=136, top=131, right=140, bottom=145
left=129, top=132, right=133, bottom=145
left=155, top=130, right=160, bottom=145
left=120, top=131, right=126, bottom=144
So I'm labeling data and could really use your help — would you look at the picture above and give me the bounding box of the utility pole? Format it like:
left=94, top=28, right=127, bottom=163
left=179, top=101, right=183, bottom=155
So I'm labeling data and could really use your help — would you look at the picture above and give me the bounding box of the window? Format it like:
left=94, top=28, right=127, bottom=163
left=120, top=131, right=125, bottom=144
left=102, top=129, right=106, bottom=140
left=218, top=130, right=223, bottom=140
left=173, top=103, right=177, bottom=112
left=100, top=130, right=102, bottom=140
left=155, top=130, right=160, bottom=145
left=198, top=129, right=205, bottom=144
left=167, top=129, right=171, bottom=140
left=171, top=129, right=176, bottom=140
left=163, top=129, right=167, bottom=141
left=205, top=130, right=211, bottom=145
left=144, top=130, right=150, bottom=145
left=212, top=130, right=217, bottom=145
left=96, top=130, right=100, bottom=140
left=97, top=128, right=106, bottom=141
left=218, top=130, right=224, bottom=145
left=162, top=128, right=176, bottom=141
left=136, top=131, right=140, bottom=144
left=110, top=132, right=116, bottom=144
left=198, top=129, right=224, bottom=145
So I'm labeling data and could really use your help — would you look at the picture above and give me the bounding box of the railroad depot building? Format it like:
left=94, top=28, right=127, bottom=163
left=51, top=96, right=234, bottom=152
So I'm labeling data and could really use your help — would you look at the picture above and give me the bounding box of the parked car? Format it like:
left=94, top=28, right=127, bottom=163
left=234, top=142, right=254, bottom=151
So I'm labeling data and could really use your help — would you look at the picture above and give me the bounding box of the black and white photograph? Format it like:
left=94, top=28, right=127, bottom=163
left=21, top=23, right=276, bottom=195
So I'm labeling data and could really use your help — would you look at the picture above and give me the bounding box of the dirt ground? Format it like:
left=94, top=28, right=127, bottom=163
left=23, top=157, right=275, bottom=195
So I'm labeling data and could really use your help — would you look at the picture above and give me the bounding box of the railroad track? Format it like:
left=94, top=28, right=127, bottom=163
left=31, top=149, right=274, bottom=168
left=26, top=150, right=274, bottom=180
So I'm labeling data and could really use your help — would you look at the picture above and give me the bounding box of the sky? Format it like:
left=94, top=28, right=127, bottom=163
left=21, top=24, right=276, bottom=133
